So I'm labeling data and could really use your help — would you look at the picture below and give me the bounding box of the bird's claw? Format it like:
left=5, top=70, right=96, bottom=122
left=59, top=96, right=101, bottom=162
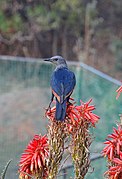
left=67, top=101, right=73, bottom=106
left=46, top=105, right=51, bottom=112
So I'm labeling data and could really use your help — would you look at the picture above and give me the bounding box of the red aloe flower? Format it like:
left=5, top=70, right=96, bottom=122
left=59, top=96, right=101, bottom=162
left=116, top=85, right=122, bottom=99
left=19, top=134, right=49, bottom=179
left=105, top=159, right=122, bottom=179
left=102, top=125, right=122, bottom=178
left=66, top=99, right=100, bottom=127
left=105, top=166, right=122, bottom=179
left=102, top=126, right=122, bottom=160
left=102, top=140, right=115, bottom=160
left=76, top=99, right=100, bottom=125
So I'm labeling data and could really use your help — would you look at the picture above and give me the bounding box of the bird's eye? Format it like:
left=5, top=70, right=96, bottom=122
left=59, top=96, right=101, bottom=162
left=55, top=58, right=58, bottom=61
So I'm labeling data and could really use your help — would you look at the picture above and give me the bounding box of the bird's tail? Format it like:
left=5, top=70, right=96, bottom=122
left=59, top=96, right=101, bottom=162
left=55, top=99, right=66, bottom=121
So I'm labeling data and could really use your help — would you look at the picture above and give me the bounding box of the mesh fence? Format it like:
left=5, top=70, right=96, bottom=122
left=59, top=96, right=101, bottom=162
left=0, top=56, right=121, bottom=178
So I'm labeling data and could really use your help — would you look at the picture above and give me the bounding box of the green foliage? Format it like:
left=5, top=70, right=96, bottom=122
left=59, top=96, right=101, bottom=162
left=85, top=0, right=103, bottom=33
left=110, top=39, right=122, bottom=70
left=0, top=0, right=121, bottom=40
left=0, top=11, right=22, bottom=33
left=27, top=0, right=84, bottom=32
left=0, top=159, right=12, bottom=179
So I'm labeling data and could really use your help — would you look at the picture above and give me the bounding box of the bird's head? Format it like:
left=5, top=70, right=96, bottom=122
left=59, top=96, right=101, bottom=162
left=44, top=55, right=67, bottom=66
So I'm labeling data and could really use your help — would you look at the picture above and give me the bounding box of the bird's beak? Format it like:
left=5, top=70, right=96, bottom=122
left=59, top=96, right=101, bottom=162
left=44, top=58, right=51, bottom=62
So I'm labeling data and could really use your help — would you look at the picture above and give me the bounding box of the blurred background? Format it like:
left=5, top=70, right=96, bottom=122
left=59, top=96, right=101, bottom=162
left=0, top=0, right=122, bottom=178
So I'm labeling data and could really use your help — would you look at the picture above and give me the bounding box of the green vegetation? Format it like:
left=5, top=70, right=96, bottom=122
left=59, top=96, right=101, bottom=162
left=0, top=0, right=122, bottom=80
left=110, top=39, right=122, bottom=70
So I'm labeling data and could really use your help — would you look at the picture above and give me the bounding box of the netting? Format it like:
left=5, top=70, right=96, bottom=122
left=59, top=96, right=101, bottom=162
left=0, top=56, right=121, bottom=178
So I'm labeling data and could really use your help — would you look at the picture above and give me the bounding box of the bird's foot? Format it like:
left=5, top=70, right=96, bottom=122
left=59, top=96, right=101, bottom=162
left=45, top=105, right=51, bottom=112
left=67, top=101, right=73, bottom=106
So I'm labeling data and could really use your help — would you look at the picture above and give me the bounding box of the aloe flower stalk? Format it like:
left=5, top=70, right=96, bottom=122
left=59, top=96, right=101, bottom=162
left=19, top=134, right=49, bottom=179
left=46, top=108, right=67, bottom=179
left=66, top=99, right=99, bottom=179
left=70, top=122, right=91, bottom=179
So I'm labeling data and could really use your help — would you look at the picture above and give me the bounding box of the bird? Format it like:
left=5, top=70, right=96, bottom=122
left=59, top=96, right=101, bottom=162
left=44, top=55, right=76, bottom=121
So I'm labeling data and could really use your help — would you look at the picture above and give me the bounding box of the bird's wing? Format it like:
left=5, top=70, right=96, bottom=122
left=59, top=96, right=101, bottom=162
left=64, top=71, right=76, bottom=98
left=51, top=68, right=76, bottom=103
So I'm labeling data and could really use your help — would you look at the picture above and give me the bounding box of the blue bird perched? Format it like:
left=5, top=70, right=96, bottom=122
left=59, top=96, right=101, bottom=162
left=44, top=55, right=76, bottom=121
